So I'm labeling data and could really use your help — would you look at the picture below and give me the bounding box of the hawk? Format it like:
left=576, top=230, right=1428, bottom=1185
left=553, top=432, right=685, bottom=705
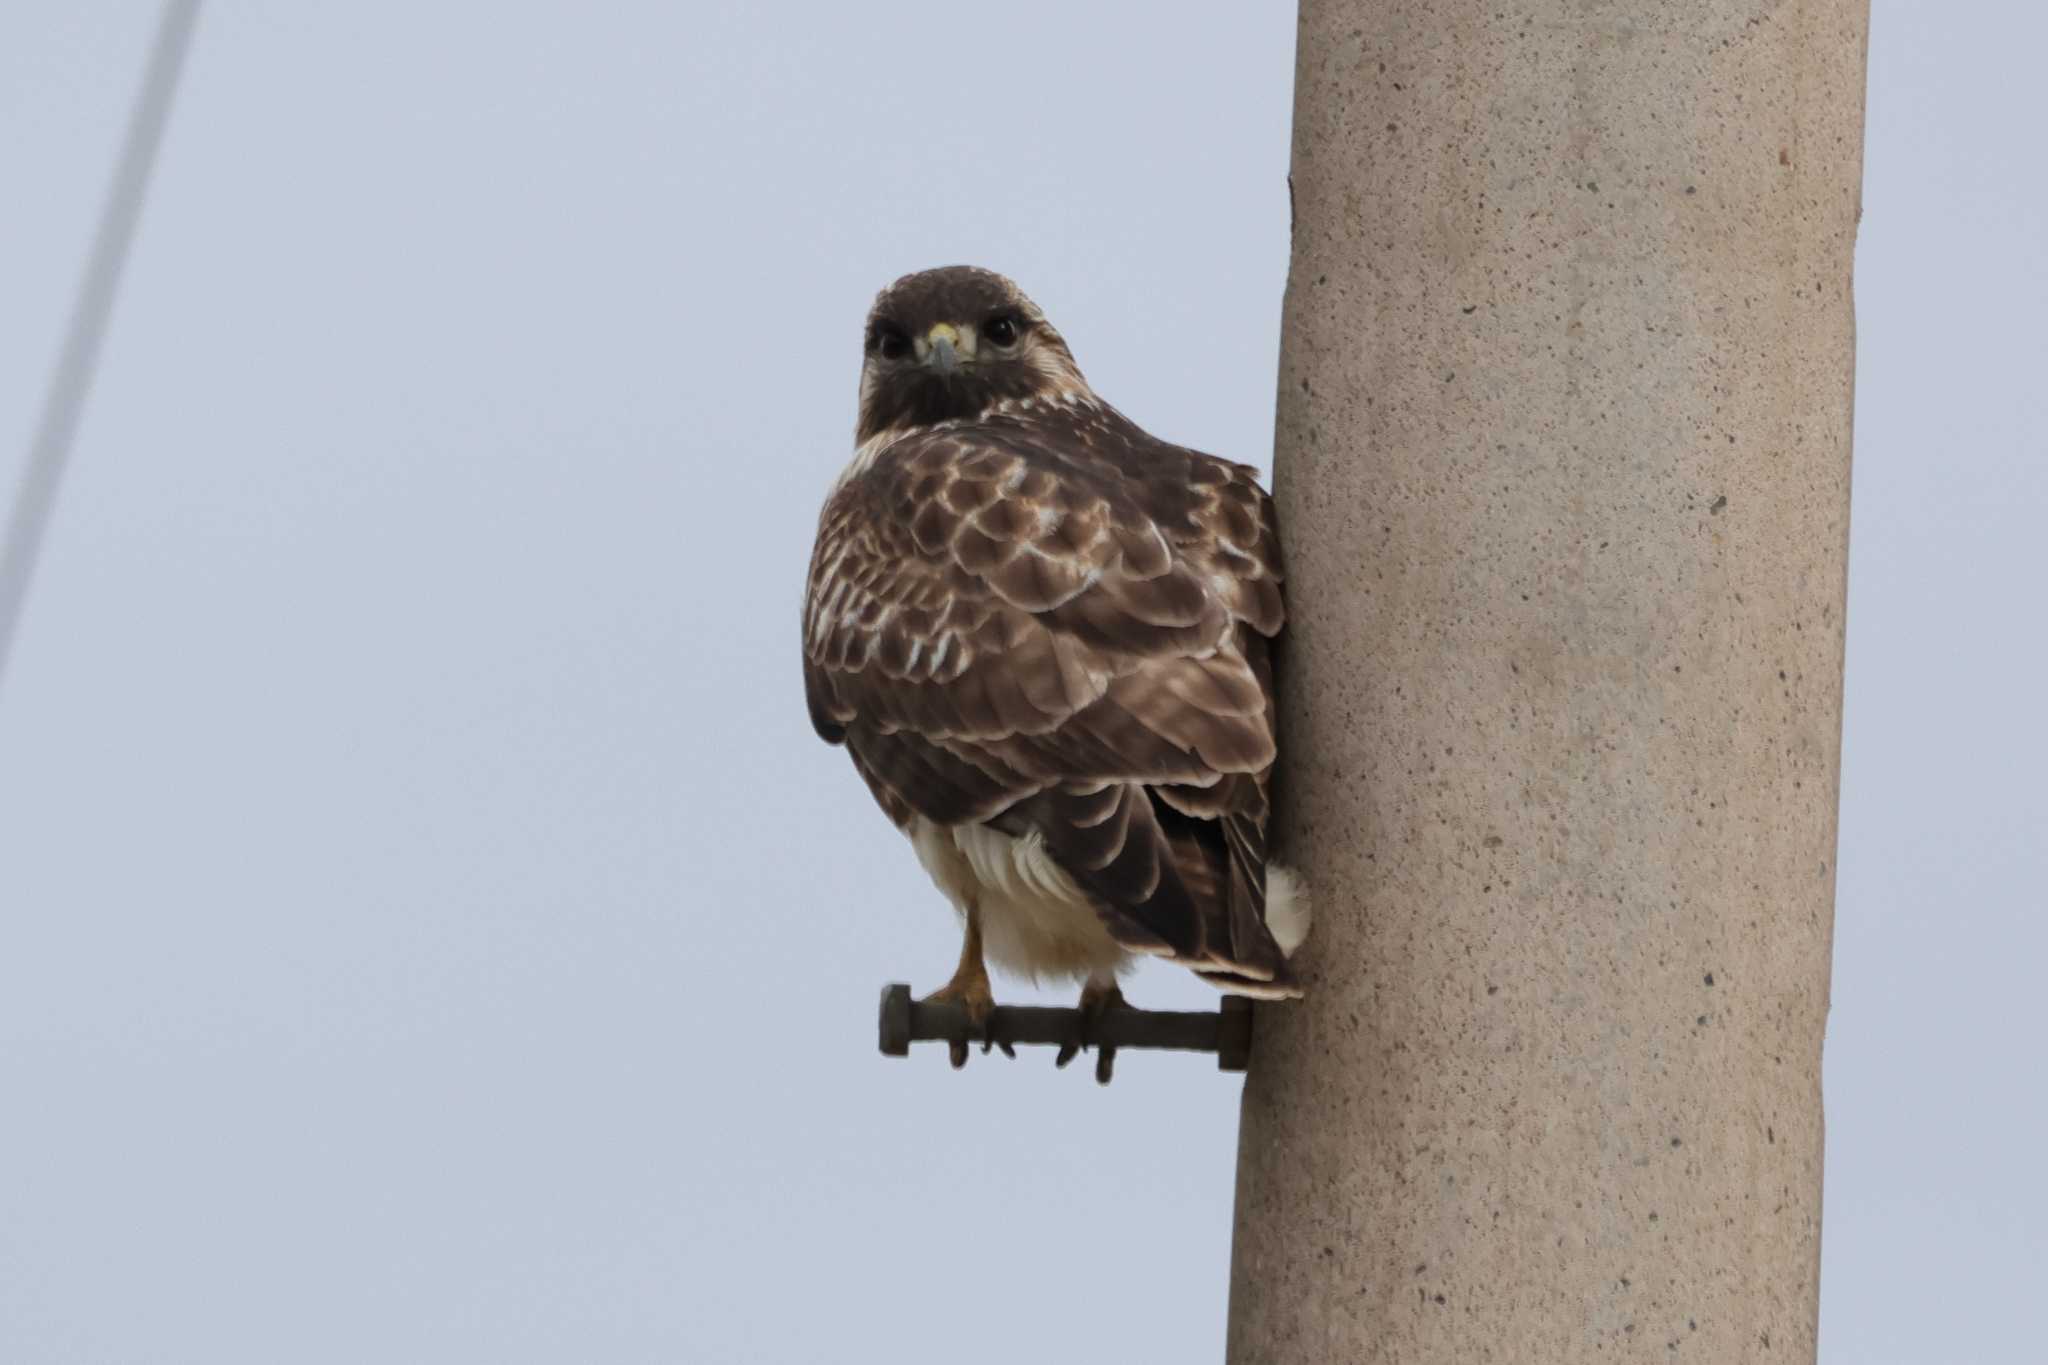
left=803, top=266, right=1307, bottom=1079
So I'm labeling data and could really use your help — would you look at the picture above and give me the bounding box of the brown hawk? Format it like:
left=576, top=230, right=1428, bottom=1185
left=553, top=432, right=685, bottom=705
left=803, top=266, right=1307, bottom=1079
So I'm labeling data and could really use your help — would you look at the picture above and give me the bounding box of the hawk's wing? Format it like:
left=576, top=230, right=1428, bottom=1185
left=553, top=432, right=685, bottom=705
left=803, top=403, right=1295, bottom=989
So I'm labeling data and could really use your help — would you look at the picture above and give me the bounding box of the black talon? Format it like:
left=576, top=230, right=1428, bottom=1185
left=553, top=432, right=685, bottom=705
left=977, top=1012, right=1014, bottom=1057
left=1060, top=979, right=1126, bottom=1080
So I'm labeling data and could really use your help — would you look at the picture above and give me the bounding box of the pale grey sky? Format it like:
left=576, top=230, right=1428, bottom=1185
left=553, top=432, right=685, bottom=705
left=0, top=4, right=2039, bottom=1362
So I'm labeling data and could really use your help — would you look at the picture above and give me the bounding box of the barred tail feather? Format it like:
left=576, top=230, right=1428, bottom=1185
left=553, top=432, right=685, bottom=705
left=1195, top=862, right=1309, bottom=999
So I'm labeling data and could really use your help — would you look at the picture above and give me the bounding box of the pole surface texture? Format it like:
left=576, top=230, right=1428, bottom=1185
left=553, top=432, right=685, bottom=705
left=1229, top=4, right=1869, bottom=1361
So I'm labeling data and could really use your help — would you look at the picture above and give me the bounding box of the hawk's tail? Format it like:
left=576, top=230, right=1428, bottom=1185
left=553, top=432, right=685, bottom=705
left=1197, top=863, right=1310, bottom=999
left=991, top=783, right=1312, bottom=998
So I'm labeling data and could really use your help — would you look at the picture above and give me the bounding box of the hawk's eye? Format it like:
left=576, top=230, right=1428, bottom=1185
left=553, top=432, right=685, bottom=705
left=981, top=315, right=1021, bottom=347
left=872, top=326, right=910, bottom=360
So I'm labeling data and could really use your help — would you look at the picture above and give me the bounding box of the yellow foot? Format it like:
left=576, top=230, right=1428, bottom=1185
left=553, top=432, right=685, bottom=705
left=1055, top=978, right=1127, bottom=1085
left=920, top=975, right=1010, bottom=1068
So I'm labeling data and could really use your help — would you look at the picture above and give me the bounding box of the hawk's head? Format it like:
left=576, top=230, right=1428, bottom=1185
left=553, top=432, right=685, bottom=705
left=855, top=266, right=1091, bottom=443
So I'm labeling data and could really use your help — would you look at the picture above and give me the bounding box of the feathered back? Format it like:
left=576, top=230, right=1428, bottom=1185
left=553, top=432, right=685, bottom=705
left=804, top=395, right=1299, bottom=994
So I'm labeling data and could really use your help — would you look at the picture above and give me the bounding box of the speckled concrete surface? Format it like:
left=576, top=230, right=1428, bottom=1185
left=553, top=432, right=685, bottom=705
left=1227, top=4, right=1869, bottom=1360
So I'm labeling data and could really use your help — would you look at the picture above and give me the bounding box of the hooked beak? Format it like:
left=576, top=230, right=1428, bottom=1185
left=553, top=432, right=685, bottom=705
left=920, top=322, right=963, bottom=375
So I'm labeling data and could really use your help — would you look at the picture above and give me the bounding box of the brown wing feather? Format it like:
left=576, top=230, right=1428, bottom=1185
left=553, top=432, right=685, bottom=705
left=803, top=401, right=1294, bottom=988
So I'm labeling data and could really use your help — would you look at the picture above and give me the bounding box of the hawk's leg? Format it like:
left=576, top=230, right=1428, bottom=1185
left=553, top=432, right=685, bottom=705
left=920, top=900, right=1011, bottom=1067
left=1055, top=974, right=1126, bottom=1085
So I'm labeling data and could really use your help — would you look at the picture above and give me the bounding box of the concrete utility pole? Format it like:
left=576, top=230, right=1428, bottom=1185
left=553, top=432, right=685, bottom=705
left=1228, top=4, right=1869, bottom=1361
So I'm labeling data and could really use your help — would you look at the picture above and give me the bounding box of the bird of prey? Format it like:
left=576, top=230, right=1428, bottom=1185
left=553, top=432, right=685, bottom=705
left=803, top=266, right=1306, bottom=1080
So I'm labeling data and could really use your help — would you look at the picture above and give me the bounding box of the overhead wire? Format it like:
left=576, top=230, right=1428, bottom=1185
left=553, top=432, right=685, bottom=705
left=0, top=0, right=203, bottom=695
